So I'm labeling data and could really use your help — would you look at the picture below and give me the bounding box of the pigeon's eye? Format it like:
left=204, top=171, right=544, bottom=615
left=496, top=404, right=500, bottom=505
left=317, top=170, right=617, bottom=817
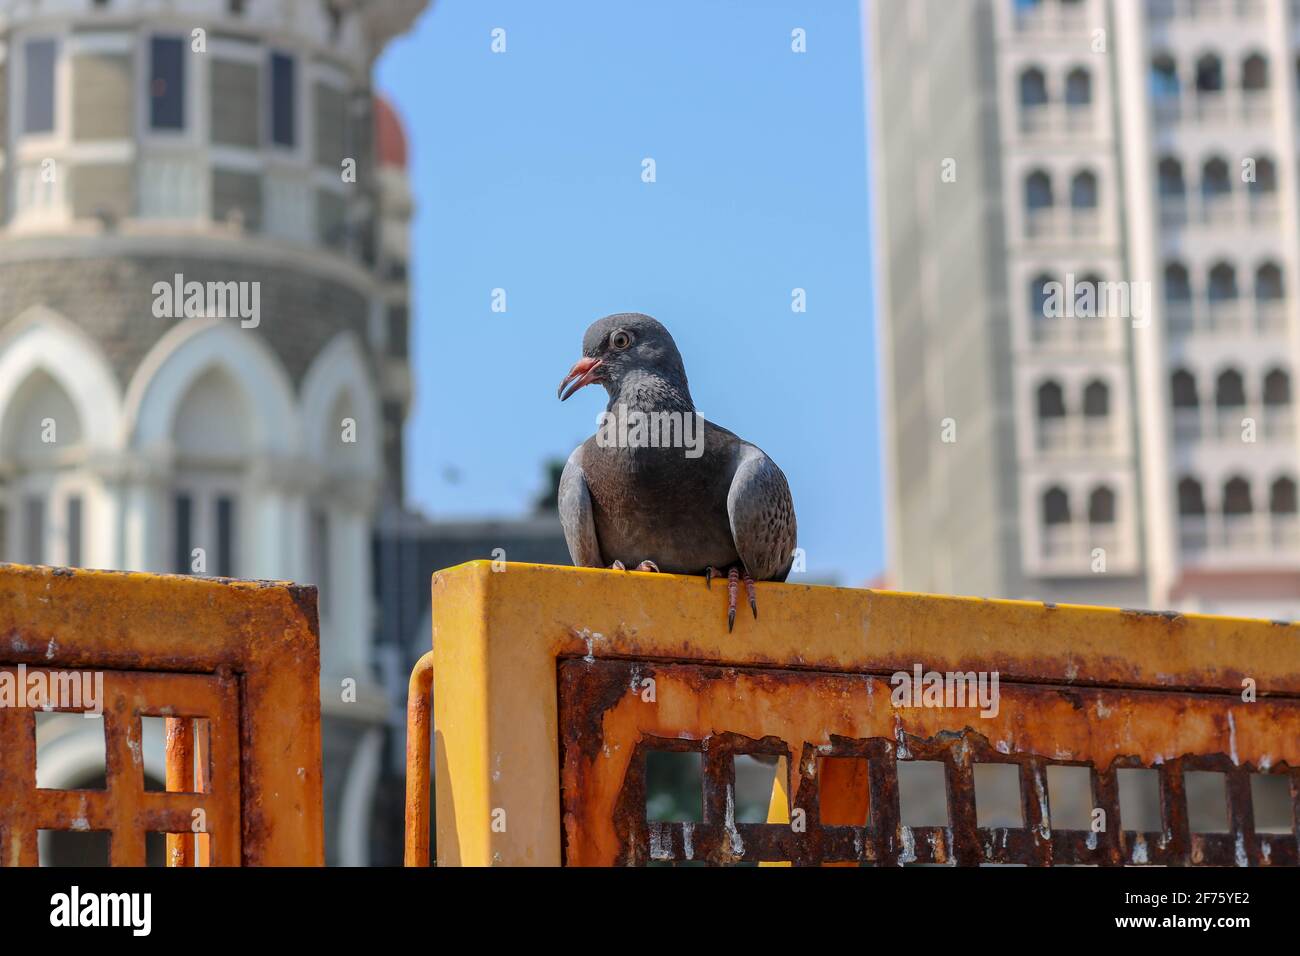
left=610, top=329, right=633, bottom=350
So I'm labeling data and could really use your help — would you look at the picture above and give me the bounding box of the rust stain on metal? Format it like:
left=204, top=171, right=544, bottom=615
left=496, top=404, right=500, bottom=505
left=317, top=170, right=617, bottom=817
left=416, top=562, right=1300, bottom=866
left=0, top=668, right=239, bottom=865
left=0, top=564, right=323, bottom=866
left=404, top=651, right=435, bottom=867
left=560, top=659, right=1300, bottom=866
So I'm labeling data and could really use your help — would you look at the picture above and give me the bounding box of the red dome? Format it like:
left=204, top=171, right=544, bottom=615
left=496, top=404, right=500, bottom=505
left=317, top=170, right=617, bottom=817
left=374, top=96, right=408, bottom=169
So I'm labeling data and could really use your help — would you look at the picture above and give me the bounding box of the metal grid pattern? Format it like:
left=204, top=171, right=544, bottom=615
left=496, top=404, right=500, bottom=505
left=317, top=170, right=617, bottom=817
left=0, top=563, right=323, bottom=866
left=559, top=659, right=1300, bottom=866
left=0, top=668, right=240, bottom=866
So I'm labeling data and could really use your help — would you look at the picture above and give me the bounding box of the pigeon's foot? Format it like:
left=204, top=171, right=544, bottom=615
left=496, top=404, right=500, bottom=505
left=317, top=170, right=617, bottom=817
left=611, top=559, right=660, bottom=572
left=708, top=565, right=757, bottom=633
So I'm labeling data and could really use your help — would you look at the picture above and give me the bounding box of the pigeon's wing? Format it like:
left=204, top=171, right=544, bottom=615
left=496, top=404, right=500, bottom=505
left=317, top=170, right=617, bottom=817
left=558, top=445, right=604, bottom=568
left=726, top=444, right=797, bottom=582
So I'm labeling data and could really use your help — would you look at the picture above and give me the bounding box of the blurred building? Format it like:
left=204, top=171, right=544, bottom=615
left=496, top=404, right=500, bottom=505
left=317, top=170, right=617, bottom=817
left=369, top=503, right=570, bottom=864
left=869, top=0, right=1300, bottom=618
left=0, top=0, right=425, bottom=864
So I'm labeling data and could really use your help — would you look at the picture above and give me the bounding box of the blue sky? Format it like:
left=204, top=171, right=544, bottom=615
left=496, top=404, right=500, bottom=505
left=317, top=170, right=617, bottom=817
left=375, top=0, right=882, bottom=585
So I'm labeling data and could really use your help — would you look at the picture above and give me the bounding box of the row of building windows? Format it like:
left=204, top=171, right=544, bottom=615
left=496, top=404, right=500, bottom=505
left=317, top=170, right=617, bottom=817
left=1040, top=475, right=1299, bottom=528
left=0, top=490, right=334, bottom=612
left=1041, top=484, right=1115, bottom=526
left=1018, top=66, right=1092, bottom=108
left=1028, top=263, right=1285, bottom=309
left=1021, top=263, right=1286, bottom=334
left=1156, top=156, right=1276, bottom=199
left=20, top=35, right=300, bottom=148
left=1032, top=380, right=1117, bottom=454
left=1170, top=367, right=1293, bottom=441
left=1163, top=261, right=1287, bottom=335
left=1149, top=51, right=1271, bottom=98
left=1163, top=261, right=1283, bottom=303
left=1019, top=52, right=1278, bottom=113
left=1025, top=365, right=1294, bottom=442
left=1023, top=169, right=1098, bottom=212
left=1036, top=379, right=1109, bottom=419
left=1026, top=163, right=1275, bottom=224
left=1177, top=475, right=1298, bottom=518
left=1170, top=367, right=1291, bottom=409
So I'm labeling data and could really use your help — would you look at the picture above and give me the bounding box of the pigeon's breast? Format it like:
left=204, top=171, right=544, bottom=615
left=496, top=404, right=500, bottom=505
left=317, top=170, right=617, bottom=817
left=580, top=437, right=739, bottom=574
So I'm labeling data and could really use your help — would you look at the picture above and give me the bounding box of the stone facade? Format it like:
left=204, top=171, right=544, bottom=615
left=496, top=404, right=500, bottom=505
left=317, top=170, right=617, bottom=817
left=0, top=0, right=427, bottom=865
left=0, top=253, right=372, bottom=393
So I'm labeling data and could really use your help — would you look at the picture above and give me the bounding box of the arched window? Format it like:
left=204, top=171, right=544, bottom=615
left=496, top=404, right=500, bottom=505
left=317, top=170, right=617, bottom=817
left=1037, top=380, right=1066, bottom=419
left=1242, top=52, right=1269, bottom=91
left=1025, top=170, right=1053, bottom=209
left=1043, top=487, right=1071, bottom=525
left=1088, top=486, right=1115, bottom=524
left=1256, top=262, right=1284, bottom=300
left=0, top=370, right=86, bottom=566
left=1207, top=262, right=1237, bottom=301
left=1215, top=368, right=1246, bottom=408
left=1178, top=477, right=1206, bottom=516
left=1065, top=67, right=1092, bottom=106
left=1201, top=157, right=1231, bottom=198
left=1195, top=53, right=1223, bottom=93
left=1029, top=273, right=1057, bottom=318
left=1248, top=157, right=1277, bottom=194
left=1171, top=368, right=1199, bottom=408
left=1263, top=368, right=1290, bottom=406
left=1075, top=272, right=1104, bottom=317
left=1157, top=157, right=1185, bottom=198
left=171, top=367, right=251, bottom=577
left=1070, top=170, right=1098, bottom=209
left=1019, top=67, right=1048, bottom=106
left=1164, top=262, right=1192, bottom=303
left=1083, top=379, right=1109, bottom=417
left=1150, top=53, right=1179, bottom=98
left=1223, top=476, right=1252, bottom=516
left=1271, top=477, right=1298, bottom=515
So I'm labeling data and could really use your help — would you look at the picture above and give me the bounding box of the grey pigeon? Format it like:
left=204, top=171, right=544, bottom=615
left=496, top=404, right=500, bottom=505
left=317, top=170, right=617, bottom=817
left=556, top=313, right=797, bottom=631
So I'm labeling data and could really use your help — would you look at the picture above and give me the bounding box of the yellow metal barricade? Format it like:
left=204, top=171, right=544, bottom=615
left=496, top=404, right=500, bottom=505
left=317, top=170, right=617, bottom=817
left=0, top=564, right=324, bottom=866
left=407, top=561, right=1300, bottom=866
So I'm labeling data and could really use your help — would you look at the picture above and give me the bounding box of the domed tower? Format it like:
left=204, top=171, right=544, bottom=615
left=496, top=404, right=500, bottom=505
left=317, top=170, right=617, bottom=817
left=0, top=0, right=426, bottom=864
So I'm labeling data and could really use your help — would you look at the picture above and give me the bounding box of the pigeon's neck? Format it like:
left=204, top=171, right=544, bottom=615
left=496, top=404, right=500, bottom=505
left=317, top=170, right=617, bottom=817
left=607, top=369, right=695, bottom=414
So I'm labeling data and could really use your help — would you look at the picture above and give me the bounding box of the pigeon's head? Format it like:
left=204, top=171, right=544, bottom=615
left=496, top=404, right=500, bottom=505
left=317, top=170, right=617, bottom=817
left=557, top=313, right=691, bottom=405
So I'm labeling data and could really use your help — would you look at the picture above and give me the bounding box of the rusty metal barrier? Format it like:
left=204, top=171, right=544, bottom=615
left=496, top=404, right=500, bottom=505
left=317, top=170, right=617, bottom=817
left=0, top=563, right=323, bottom=866
left=407, top=561, right=1300, bottom=866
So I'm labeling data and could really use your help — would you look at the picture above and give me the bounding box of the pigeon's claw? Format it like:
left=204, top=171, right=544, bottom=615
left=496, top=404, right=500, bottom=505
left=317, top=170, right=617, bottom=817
left=727, top=566, right=740, bottom=633
left=705, top=566, right=716, bottom=589
left=635, top=560, right=660, bottom=573
left=610, top=560, right=627, bottom=571
left=744, top=571, right=757, bottom=620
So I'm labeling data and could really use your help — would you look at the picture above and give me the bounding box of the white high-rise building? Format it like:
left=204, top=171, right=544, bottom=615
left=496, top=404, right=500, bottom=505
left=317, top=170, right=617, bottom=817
left=869, top=0, right=1300, bottom=618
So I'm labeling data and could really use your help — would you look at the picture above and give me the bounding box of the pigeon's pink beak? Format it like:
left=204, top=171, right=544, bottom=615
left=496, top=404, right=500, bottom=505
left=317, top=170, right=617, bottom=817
left=558, top=356, right=604, bottom=401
